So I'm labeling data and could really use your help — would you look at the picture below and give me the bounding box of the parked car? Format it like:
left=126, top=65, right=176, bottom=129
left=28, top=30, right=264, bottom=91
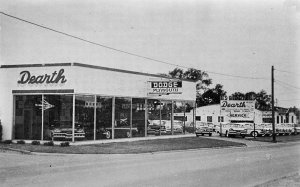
left=294, top=124, right=300, bottom=134
left=219, top=123, right=247, bottom=138
left=196, top=126, right=213, bottom=137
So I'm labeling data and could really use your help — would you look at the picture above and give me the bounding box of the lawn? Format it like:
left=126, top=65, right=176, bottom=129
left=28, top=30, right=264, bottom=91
left=0, top=137, right=245, bottom=154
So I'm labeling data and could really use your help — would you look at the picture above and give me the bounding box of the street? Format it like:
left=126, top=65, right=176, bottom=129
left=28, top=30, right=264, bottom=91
left=0, top=142, right=299, bottom=187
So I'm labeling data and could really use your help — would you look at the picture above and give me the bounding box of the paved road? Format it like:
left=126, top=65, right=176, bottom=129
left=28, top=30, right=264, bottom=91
left=1, top=142, right=299, bottom=187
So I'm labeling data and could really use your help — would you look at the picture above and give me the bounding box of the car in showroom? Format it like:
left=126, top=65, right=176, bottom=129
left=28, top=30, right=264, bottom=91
left=50, top=121, right=85, bottom=140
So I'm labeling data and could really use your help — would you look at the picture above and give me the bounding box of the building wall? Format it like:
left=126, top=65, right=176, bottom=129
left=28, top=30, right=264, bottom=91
left=193, top=104, right=298, bottom=125
left=0, top=64, right=196, bottom=140
left=195, top=104, right=229, bottom=124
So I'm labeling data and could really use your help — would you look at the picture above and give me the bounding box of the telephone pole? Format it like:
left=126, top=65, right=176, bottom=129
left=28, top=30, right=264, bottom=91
left=271, top=66, right=276, bottom=142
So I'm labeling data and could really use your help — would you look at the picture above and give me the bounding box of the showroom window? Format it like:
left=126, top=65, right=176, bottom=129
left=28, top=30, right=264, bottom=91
left=147, top=99, right=161, bottom=136
left=184, top=101, right=195, bottom=134
left=96, top=96, right=112, bottom=140
left=132, top=98, right=146, bottom=137
left=115, top=97, right=132, bottom=139
left=160, top=100, right=172, bottom=135
left=14, top=95, right=42, bottom=140
left=75, top=95, right=95, bottom=140
left=43, top=95, right=73, bottom=141
left=173, top=101, right=186, bottom=135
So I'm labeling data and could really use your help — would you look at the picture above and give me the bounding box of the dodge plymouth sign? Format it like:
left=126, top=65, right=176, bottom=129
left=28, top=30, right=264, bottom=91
left=148, top=80, right=182, bottom=95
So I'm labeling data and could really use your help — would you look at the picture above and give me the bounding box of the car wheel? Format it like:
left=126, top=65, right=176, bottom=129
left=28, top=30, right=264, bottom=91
left=251, top=131, right=258, bottom=137
left=105, top=131, right=111, bottom=139
left=225, top=131, right=229, bottom=137
left=126, top=132, right=131, bottom=138
left=209, top=133, right=212, bottom=137
left=201, top=133, right=204, bottom=136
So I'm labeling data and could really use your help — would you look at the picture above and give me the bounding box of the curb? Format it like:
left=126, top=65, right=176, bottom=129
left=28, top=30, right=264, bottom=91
left=0, top=143, right=247, bottom=156
left=0, top=147, right=31, bottom=155
left=1, top=139, right=297, bottom=156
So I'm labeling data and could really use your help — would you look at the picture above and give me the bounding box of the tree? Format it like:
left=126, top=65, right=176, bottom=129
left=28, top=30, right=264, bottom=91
left=168, top=68, right=213, bottom=107
left=168, top=67, right=212, bottom=93
left=255, top=90, right=271, bottom=110
left=228, top=90, right=271, bottom=110
left=229, top=92, right=245, bottom=100
left=197, top=84, right=227, bottom=107
left=168, top=68, right=184, bottom=79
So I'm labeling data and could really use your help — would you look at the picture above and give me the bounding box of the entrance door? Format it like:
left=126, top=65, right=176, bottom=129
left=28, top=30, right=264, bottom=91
left=24, top=110, right=33, bottom=139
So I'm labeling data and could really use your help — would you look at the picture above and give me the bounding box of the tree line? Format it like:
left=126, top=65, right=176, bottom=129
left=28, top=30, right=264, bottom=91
left=165, top=68, right=272, bottom=110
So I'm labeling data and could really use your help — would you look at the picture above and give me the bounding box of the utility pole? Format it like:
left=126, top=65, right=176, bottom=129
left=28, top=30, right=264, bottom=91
left=272, top=66, right=276, bottom=142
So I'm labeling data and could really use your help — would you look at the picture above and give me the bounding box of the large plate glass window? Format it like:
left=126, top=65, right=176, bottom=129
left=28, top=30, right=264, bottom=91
left=14, top=95, right=42, bottom=140
left=43, top=95, right=74, bottom=141
left=96, top=96, right=112, bottom=140
left=132, top=98, right=146, bottom=137
left=115, top=97, right=131, bottom=139
left=160, top=100, right=172, bottom=135
left=173, top=101, right=186, bottom=135
left=75, top=95, right=95, bottom=140
left=184, top=101, right=195, bottom=133
left=147, top=99, right=161, bottom=136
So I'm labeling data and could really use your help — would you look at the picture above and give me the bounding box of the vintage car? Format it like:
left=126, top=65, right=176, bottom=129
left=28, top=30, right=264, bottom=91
left=162, top=120, right=183, bottom=134
left=294, top=124, right=300, bottom=135
left=147, top=120, right=167, bottom=135
left=195, top=126, right=213, bottom=136
left=219, top=123, right=247, bottom=138
left=97, top=127, right=139, bottom=139
left=50, top=121, right=85, bottom=140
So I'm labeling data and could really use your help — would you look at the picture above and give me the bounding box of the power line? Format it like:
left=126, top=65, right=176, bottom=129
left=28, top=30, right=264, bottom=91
left=275, top=79, right=300, bottom=90
left=275, top=69, right=300, bottom=76
left=0, top=11, right=269, bottom=80
left=278, top=99, right=300, bottom=101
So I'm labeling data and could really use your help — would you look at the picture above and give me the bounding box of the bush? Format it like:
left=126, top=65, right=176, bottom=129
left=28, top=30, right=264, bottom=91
left=2, top=140, right=12, bottom=144
left=44, top=141, right=54, bottom=146
left=60, top=142, right=70, bottom=147
left=31, top=140, right=40, bottom=145
left=184, top=126, right=196, bottom=133
left=17, top=140, right=25, bottom=144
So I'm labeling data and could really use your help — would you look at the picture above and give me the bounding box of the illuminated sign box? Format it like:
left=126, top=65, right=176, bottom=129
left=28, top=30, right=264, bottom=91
left=148, top=80, right=182, bottom=95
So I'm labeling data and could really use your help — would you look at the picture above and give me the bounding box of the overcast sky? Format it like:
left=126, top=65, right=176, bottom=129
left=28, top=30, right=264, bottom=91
left=1, top=0, right=299, bottom=107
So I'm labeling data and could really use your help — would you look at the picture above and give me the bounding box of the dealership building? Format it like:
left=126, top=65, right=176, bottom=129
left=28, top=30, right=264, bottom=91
left=193, top=104, right=298, bottom=125
left=0, top=63, right=196, bottom=142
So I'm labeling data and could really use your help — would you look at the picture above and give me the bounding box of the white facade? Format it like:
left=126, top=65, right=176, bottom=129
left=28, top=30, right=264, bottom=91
left=0, top=63, right=196, bottom=140
left=194, top=104, right=298, bottom=125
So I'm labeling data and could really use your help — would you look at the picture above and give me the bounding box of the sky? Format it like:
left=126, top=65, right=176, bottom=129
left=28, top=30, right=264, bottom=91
left=0, top=0, right=299, bottom=108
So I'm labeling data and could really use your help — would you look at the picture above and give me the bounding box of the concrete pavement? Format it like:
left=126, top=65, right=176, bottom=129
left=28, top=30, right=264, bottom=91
left=1, top=139, right=299, bottom=187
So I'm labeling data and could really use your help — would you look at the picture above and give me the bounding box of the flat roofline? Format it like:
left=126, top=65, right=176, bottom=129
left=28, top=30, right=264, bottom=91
left=0, top=62, right=196, bottom=83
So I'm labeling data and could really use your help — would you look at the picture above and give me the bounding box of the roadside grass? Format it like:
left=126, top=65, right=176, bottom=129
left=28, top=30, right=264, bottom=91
left=248, top=134, right=300, bottom=143
left=0, top=137, right=245, bottom=154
